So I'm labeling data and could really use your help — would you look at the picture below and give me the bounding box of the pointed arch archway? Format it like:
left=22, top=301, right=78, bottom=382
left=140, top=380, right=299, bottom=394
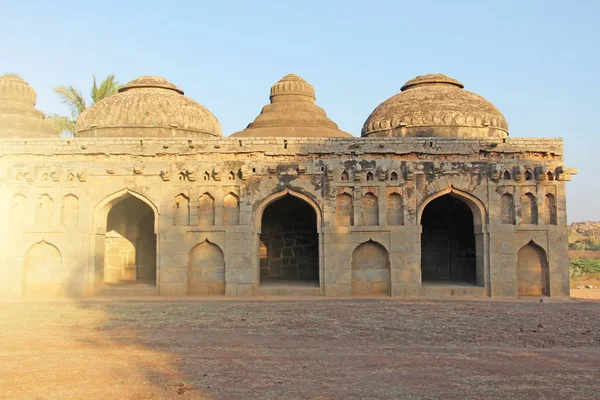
left=22, top=240, right=62, bottom=296
left=253, top=188, right=323, bottom=293
left=418, top=186, right=487, bottom=288
left=90, top=188, right=160, bottom=294
left=188, top=239, right=225, bottom=295
left=517, top=241, right=549, bottom=296
left=351, top=240, right=390, bottom=295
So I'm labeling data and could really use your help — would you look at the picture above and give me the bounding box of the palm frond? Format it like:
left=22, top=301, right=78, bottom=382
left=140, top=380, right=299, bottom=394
left=53, top=85, right=86, bottom=119
left=45, top=113, right=76, bottom=135
left=91, top=74, right=120, bottom=104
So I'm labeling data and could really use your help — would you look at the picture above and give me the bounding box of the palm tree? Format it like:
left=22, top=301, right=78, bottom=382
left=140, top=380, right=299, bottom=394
left=49, top=74, right=120, bottom=136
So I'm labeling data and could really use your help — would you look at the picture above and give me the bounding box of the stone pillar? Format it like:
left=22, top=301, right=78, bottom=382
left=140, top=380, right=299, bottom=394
left=389, top=225, right=421, bottom=297
left=214, top=186, right=223, bottom=225
left=353, top=187, right=361, bottom=226
left=378, top=186, right=386, bottom=227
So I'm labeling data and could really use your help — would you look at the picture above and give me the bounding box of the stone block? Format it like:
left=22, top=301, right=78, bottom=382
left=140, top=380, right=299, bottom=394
left=159, top=282, right=186, bottom=296
left=160, top=267, right=187, bottom=283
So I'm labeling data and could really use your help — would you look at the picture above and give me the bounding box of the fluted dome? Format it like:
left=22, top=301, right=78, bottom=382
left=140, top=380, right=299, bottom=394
left=75, top=76, right=221, bottom=138
left=362, top=74, right=508, bottom=138
left=0, top=74, right=56, bottom=138
left=231, top=74, right=351, bottom=138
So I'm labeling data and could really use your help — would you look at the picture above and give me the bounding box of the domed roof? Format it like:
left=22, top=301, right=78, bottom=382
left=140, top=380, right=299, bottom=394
left=0, top=74, right=56, bottom=138
left=362, top=74, right=508, bottom=138
left=231, top=74, right=351, bottom=138
left=75, top=76, right=221, bottom=138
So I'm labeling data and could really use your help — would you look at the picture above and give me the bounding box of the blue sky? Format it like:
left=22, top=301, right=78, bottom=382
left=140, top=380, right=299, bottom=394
left=2, top=0, right=598, bottom=222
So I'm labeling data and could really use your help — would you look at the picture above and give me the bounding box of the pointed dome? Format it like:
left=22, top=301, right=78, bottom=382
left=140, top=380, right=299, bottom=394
left=0, top=74, right=56, bottom=138
left=231, top=74, right=351, bottom=137
left=362, top=74, right=508, bottom=138
left=75, top=76, right=221, bottom=138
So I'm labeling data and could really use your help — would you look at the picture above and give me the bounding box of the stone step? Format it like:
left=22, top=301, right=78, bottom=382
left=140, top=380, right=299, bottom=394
left=421, top=284, right=485, bottom=297
left=93, top=283, right=157, bottom=296
left=258, top=281, right=321, bottom=296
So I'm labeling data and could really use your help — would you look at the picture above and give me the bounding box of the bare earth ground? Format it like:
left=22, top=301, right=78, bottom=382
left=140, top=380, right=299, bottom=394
left=1, top=297, right=599, bottom=400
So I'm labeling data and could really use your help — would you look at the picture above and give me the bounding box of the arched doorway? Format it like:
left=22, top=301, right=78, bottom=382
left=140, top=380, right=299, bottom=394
left=351, top=241, right=390, bottom=295
left=259, top=194, right=319, bottom=286
left=95, top=194, right=157, bottom=294
left=420, top=195, right=477, bottom=284
left=188, top=241, right=225, bottom=295
left=517, top=242, right=549, bottom=296
left=23, top=241, right=62, bottom=296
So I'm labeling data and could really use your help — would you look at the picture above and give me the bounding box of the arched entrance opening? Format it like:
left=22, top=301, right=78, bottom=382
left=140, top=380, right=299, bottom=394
left=94, top=192, right=158, bottom=295
left=421, top=194, right=478, bottom=284
left=517, top=241, right=549, bottom=296
left=259, top=194, right=319, bottom=286
left=351, top=240, right=390, bottom=295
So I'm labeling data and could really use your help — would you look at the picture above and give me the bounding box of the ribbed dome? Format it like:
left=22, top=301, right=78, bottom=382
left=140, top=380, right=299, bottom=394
left=0, top=74, right=56, bottom=138
left=231, top=74, right=351, bottom=138
left=75, top=76, right=221, bottom=138
left=362, top=74, right=508, bottom=138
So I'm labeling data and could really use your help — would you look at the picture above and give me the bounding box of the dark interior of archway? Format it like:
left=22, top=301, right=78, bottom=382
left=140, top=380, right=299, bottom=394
left=105, top=197, right=156, bottom=284
left=260, top=195, right=319, bottom=282
left=421, top=195, right=476, bottom=283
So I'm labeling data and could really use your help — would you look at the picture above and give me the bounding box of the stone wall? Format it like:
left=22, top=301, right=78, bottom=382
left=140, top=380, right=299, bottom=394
left=0, top=136, right=575, bottom=298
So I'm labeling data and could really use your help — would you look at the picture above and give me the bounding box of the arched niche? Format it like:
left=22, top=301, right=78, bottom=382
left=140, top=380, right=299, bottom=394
left=517, top=241, right=549, bottom=296
left=23, top=241, right=62, bottom=296
left=62, top=194, right=79, bottom=227
left=351, top=240, right=390, bottom=295
left=223, top=192, right=240, bottom=225
left=362, top=192, right=378, bottom=226
left=335, top=192, right=354, bottom=227
left=188, top=240, right=225, bottom=295
left=198, top=193, right=215, bottom=226
left=501, top=193, right=515, bottom=225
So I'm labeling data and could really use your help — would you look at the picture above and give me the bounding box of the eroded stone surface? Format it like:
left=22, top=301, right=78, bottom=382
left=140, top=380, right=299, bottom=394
left=0, top=73, right=576, bottom=298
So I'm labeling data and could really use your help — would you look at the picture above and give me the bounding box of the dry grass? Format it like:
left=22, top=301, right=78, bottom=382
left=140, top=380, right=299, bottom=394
left=1, top=298, right=599, bottom=400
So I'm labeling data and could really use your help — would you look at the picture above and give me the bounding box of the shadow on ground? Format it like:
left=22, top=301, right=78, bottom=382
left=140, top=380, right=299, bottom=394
left=1, top=297, right=600, bottom=400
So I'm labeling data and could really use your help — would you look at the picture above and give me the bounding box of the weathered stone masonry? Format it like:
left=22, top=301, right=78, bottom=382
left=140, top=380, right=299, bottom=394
left=0, top=73, right=577, bottom=298
left=0, top=136, right=575, bottom=297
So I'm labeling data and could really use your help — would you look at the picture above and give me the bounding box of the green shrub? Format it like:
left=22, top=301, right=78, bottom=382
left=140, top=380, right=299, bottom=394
left=585, top=237, right=600, bottom=251
left=570, top=258, right=600, bottom=279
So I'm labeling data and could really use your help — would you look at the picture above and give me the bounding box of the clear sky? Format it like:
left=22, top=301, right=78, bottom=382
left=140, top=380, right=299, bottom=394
left=1, top=0, right=598, bottom=222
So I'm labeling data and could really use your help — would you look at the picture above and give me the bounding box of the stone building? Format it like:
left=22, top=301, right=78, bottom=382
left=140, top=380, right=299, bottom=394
left=0, top=72, right=577, bottom=298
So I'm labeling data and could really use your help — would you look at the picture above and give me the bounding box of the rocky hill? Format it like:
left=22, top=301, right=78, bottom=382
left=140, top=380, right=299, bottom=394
left=569, top=221, right=600, bottom=248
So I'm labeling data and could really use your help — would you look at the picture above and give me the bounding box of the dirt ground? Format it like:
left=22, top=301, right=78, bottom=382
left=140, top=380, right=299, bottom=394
left=569, top=250, right=600, bottom=260
left=1, top=297, right=599, bottom=400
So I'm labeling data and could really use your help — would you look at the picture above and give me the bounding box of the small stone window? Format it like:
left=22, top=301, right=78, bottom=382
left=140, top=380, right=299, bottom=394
left=503, top=170, right=511, bottom=180
left=366, top=172, right=374, bottom=181
left=341, top=170, right=349, bottom=181
left=524, top=169, right=533, bottom=181
left=546, top=171, right=554, bottom=181
left=390, top=171, right=399, bottom=181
